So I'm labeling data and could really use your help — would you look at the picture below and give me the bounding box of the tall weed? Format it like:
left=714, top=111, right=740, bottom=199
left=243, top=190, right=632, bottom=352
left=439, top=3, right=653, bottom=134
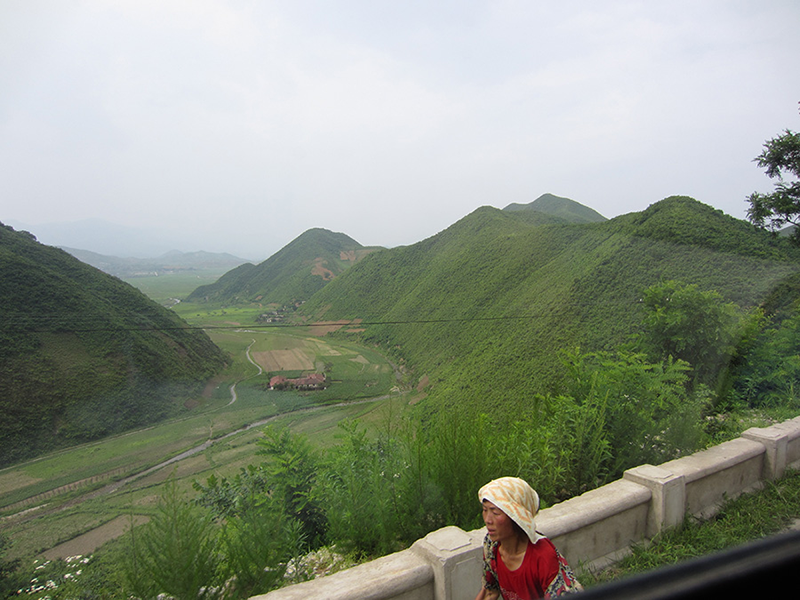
left=320, top=420, right=412, bottom=556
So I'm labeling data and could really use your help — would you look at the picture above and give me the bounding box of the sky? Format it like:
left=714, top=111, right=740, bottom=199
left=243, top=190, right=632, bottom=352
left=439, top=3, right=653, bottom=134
left=1, top=0, right=799, bottom=260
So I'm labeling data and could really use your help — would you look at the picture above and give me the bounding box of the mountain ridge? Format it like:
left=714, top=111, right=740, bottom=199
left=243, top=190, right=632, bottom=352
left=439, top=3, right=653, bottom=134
left=298, top=196, right=800, bottom=410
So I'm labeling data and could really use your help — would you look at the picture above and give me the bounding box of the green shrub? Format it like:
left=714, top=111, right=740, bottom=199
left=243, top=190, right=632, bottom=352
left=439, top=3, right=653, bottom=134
left=220, top=500, right=305, bottom=598
left=122, top=480, right=224, bottom=600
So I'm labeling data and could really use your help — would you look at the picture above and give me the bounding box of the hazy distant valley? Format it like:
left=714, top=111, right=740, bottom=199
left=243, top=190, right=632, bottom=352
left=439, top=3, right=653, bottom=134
left=61, top=248, right=251, bottom=279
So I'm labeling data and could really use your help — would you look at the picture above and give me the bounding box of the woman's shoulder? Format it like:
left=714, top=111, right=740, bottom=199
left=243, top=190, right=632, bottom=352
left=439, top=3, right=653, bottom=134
left=530, top=535, right=556, bottom=551
left=526, top=537, right=559, bottom=567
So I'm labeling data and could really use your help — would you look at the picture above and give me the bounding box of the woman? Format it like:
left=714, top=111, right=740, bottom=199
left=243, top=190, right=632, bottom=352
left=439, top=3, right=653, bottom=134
left=475, top=477, right=582, bottom=600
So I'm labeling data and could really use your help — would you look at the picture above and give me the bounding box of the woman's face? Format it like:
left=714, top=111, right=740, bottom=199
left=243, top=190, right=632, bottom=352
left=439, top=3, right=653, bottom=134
left=482, top=500, right=516, bottom=543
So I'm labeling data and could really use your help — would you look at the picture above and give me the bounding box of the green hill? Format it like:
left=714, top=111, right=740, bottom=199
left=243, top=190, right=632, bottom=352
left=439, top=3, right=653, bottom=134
left=503, top=193, right=608, bottom=223
left=0, top=223, right=228, bottom=467
left=186, top=228, right=379, bottom=305
left=300, top=196, right=800, bottom=413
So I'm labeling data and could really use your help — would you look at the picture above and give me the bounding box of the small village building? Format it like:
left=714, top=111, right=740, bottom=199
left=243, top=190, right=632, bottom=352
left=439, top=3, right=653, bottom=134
left=269, top=373, right=327, bottom=391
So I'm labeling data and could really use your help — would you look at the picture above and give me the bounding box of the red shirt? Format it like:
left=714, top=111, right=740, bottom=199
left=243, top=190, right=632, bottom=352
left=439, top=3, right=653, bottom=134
left=487, top=538, right=560, bottom=600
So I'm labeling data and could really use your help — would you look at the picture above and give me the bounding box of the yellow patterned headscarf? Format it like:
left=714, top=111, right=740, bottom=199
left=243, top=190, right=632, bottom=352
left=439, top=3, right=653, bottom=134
left=479, top=477, right=541, bottom=543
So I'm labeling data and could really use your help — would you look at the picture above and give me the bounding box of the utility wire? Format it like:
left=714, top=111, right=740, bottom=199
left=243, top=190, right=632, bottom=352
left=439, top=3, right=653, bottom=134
left=0, top=307, right=634, bottom=335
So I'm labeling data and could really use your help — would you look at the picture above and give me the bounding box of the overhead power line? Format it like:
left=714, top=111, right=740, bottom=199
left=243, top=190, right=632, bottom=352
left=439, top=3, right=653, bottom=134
left=0, top=306, right=634, bottom=335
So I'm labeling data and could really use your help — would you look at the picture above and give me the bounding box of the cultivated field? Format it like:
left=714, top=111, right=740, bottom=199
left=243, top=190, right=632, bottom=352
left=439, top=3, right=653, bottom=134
left=122, top=269, right=232, bottom=305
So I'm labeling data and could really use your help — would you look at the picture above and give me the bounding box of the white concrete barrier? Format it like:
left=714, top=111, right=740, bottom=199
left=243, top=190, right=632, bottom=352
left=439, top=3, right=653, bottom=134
left=252, top=416, right=800, bottom=600
left=256, top=550, right=434, bottom=600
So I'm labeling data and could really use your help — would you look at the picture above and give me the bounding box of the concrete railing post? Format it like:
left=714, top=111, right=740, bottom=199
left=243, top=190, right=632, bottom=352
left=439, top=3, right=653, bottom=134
left=411, top=526, right=484, bottom=600
left=623, top=464, right=686, bottom=536
left=742, top=426, right=789, bottom=480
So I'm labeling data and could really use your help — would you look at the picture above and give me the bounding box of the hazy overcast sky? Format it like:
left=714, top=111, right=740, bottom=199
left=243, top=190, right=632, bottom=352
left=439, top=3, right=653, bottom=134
left=2, top=1, right=799, bottom=259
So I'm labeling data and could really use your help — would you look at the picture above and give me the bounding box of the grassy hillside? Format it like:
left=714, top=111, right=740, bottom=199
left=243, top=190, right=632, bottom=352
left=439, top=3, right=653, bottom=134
left=300, top=196, right=800, bottom=415
left=185, top=228, right=380, bottom=306
left=0, top=223, right=228, bottom=467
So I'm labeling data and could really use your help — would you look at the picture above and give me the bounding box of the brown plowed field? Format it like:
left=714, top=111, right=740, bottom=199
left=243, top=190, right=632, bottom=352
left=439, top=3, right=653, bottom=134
left=251, top=349, right=314, bottom=372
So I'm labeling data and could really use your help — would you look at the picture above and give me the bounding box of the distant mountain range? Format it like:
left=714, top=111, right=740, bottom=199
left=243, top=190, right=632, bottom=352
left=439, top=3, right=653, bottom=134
left=61, top=247, right=250, bottom=278
left=5, top=218, right=188, bottom=259
left=5, top=217, right=264, bottom=261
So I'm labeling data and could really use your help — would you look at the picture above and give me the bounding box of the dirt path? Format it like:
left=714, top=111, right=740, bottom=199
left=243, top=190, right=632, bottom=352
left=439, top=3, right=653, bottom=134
left=227, top=338, right=261, bottom=406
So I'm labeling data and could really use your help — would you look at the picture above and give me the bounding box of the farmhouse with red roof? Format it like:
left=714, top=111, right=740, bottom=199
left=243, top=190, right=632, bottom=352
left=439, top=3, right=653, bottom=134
left=269, top=372, right=327, bottom=391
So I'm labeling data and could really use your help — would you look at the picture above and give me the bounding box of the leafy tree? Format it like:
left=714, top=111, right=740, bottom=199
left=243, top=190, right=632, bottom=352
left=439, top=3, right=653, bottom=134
left=256, top=427, right=327, bottom=547
left=747, top=112, right=800, bottom=243
left=126, top=477, right=303, bottom=600
left=123, top=480, right=224, bottom=600
left=559, top=349, right=706, bottom=480
left=193, top=465, right=272, bottom=519
left=422, top=411, right=498, bottom=529
left=220, top=500, right=305, bottom=597
left=732, top=310, right=800, bottom=408
left=636, top=280, right=743, bottom=390
left=320, top=420, right=406, bottom=556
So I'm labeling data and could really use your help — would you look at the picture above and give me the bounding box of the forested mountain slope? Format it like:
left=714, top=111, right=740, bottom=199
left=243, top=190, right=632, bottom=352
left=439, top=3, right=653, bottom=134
left=301, top=196, right=800, bottom=413
left=186, top=228, right=379, bottom=305
left=0, top=223, right=227, bottom=467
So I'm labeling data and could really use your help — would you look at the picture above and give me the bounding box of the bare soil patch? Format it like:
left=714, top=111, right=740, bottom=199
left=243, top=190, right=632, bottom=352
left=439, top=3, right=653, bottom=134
left=251, top=349, right=314, bottom=372
left=307, top=322, right=346, bottom=336
left=417, top=375, right=430, bottom=392
left=250, top=351, right=281, bottom=371
left=311, top=258, right=335, bottom=281
left=202, top=376, right=225, bottom=398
